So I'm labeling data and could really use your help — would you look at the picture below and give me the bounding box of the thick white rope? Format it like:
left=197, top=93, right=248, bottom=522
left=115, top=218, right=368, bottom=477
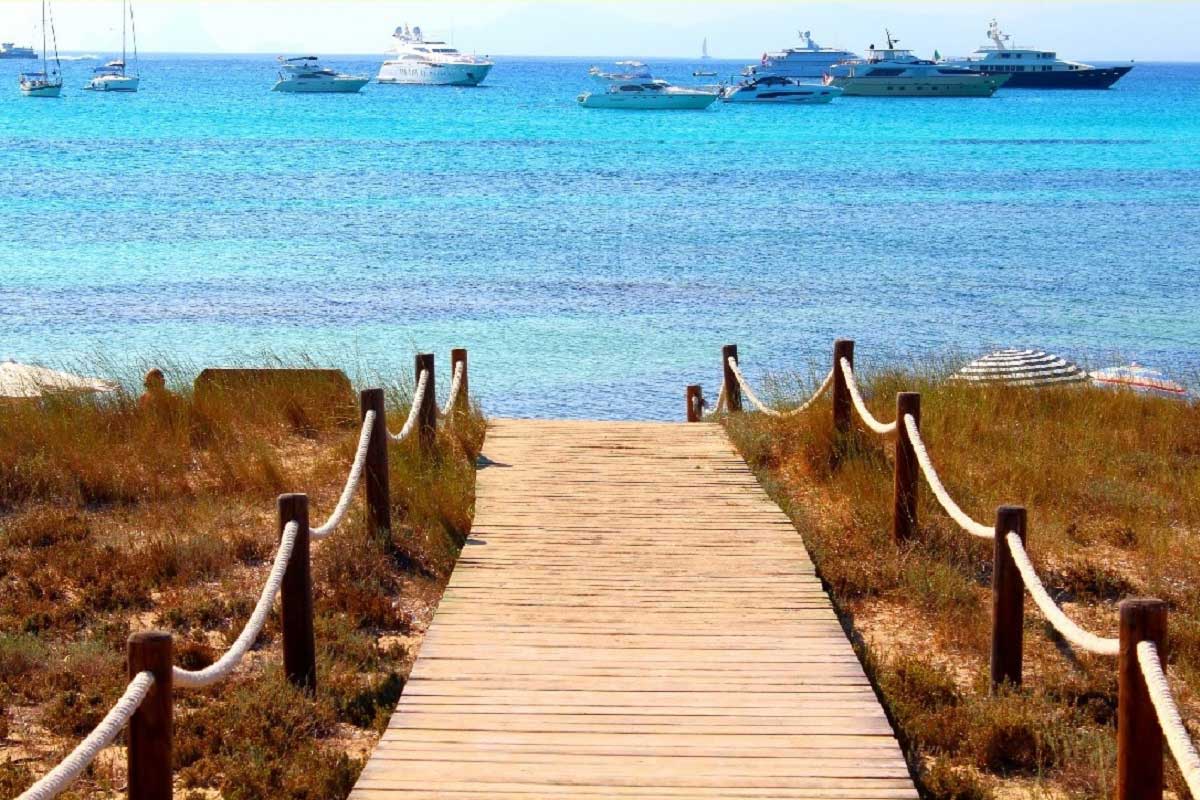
left=703, top=383, right=726, bottom=419
left=17, top=671, right=155, bottom=800
left=436, top=361, right=465, bottom=419
left=725, top=358, right=834, bottom=417
left=839, top=358, right=897, bottom=435
left=1139, top=641, right=1200, bottom=798
left=1006, top=532, right=1120, bottom=656
left=388, top=369, right=428, bottom=442
left=310, top=410, right=374, bottom=539
left=173, top=521, right=298, bottom=689
left=903, top=414, right=996, bottom=539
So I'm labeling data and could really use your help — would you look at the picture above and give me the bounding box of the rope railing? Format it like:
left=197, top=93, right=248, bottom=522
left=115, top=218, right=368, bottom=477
left=17, top=349, right=472, bottom=800
left=16, top=672, right=155, bottom=800
left=903, top=414, right=996, bottom=540
left=173, top=520, right=298, bottom=689
left=839, top=358, right=896, bottom=434
left=389, top=368, right=428, bottom=442
left=1139, top=641, right=1200, bottom=799
left=688, top=339, right=1193, bottom=800
left=311, top=410, right=374, bottom=539
left=1005, top=532, right=1120, bottom=655
left=437, top=360, right=465, bottom=418
left=725, top=357, right=834, bottom=418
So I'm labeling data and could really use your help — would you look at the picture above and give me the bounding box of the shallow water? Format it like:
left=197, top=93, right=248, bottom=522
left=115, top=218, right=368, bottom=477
left=1, top=56, right=1197, bottom=418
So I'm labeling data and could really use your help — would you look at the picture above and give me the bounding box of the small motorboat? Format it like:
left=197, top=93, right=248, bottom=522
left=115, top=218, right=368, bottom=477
left=274, top=56, right=369, bottom=93
left=1090, top=364, right=1190, bottom=399
left=578, top=79, right=719, bottom=110
left=693, top=69, right=717, bottom=77
left=588, top=61, right=653, bottom=83
left=721, top=75, right=842, bottom=103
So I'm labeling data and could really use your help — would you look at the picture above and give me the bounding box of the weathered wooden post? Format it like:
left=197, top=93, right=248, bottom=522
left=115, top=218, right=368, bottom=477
left=360, top=388, right=391, bottom=540
left=279, top=493, right=316, bottom=692
left=1117, top=598, right=1167, bottom=800
left=991, top=506, right=1027, bottom=691
left=128, top=631, right=173, bottom=800
left=450, top=348, right=469, bottom=415
left=416, top=353, right=437, bottom=452
left=722, top=345, right=742, bottom=413
left=893, top=392, right=920, bottom=542
left=832, top=339, right=855, bottom=437
left=686, top=385, right=703, bottom=422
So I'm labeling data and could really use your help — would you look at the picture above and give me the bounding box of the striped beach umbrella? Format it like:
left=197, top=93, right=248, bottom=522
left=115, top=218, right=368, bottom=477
left=1090, top=364, right=1189, bottom=399
left=0, top=360, right=117, bottom=399
left=952, top=349, right=1088, bottom=388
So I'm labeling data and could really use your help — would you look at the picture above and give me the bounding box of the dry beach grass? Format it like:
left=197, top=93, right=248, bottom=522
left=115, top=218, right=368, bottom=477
left=725, top=368, right=1200, bottom=799
left=0, top=366, right=485, bottom=800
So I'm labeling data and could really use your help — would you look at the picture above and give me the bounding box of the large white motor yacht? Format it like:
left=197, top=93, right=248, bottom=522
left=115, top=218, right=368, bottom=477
left=274, top=56, right=369, bottom=93
left=744, top=31, right=859, bottom=79
left=578, top=80, right=718, bottom=110
left=588, top=61, right=653, bottom=83
left=721, top=76, right=842, bottom=104
left=377, top=24, right=492, bottom=86
left=828, top=32, right=1008, bottom=97
left=940, top=20, right=1132, bottom=89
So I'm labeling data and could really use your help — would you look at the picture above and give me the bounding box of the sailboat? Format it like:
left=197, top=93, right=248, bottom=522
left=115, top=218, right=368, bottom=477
left=84, top=0, right=139, bottom=91
left=19, top=0, right=63, bottom=97
left=692, top=37, right=716, bottom=76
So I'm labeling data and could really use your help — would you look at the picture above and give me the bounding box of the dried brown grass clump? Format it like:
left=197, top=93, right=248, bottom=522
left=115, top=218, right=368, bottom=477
left=726, top=371, right=1200, bottom=799
left=0, top=366, right=485, bottom=800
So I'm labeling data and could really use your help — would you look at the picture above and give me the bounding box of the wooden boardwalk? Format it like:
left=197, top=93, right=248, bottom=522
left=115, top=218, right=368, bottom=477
left=351, top=419, right=917, bottom=800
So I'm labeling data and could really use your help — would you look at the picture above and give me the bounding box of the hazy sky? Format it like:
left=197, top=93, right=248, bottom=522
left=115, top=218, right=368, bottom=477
left=2, top=1, right=1195, bottom=60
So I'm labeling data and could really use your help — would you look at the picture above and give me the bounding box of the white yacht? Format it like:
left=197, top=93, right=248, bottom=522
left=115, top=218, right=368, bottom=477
left=84, top=0, right=138, bottom=92
left=828, top=32, right=1008, bottom=97
left=744, top=30, right=859, bottom=80
left=588, top=61, right=653, bottom=83
left=377, top=24, right=492, bottom=86
left=721, top=76, right=841, bottom=104
left=19, top=0, right=63, bottom=97
left=941, top=20, right=1132, bottom=89
left=578, top=80, right=718, bottom=110
left=273, top=56, right=369, bottom=93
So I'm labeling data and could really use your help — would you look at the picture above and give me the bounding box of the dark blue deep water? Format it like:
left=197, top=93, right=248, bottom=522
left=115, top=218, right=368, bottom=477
left=1, top=56, right=1198, bottom=417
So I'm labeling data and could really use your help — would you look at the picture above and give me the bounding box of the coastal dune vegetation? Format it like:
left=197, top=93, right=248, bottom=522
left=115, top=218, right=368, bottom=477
left=0, top=362, right=484, bottom=800
left=724, top=366, right=1200, bottom=799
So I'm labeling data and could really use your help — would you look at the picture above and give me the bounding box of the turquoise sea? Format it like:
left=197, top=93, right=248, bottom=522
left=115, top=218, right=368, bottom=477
left=1, top=56, right=1198, bottom=418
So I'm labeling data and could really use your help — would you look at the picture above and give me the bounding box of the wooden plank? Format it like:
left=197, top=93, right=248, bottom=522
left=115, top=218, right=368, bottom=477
left=349, top=419, right=916, bottom=800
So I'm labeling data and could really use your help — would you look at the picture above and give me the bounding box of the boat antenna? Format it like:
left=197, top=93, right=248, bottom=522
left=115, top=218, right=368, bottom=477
left=885, top=29, right=898, bottom=49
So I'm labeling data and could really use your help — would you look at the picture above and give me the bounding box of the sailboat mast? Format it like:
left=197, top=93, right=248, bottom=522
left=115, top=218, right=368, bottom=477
left=122, top=0, right=127, bottom=71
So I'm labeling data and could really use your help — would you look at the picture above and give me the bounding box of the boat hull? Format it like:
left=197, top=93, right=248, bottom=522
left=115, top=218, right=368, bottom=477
left=831, top=75, right=1005, bottom=97
left=85, top=75, right=139, bottom=92
left=722, top=85, right=841, bottom=104
left=577, top=91, right=718, bottom=110
left=273, top=76, right=369, bottom=93
left=377, top=61, right=492, bottom=86
left=20, top=82, right=63, bottom=97
left=980, top=65, right=1132, bottom=89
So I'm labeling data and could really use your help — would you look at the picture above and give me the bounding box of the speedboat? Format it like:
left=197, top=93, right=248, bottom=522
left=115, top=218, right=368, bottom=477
left=693, top=69, right=717, bottom=77
left=940, top=20, right=1132, bottom=89
left=744, top=30, right=859, bottom=79
left=19, top=0, right=63, bottom=97
left=274, top=56, right=369, bottom=93
left=588, top=61, right=653, bottom=83
left=377, top=24, right=493, bottom=86
left=578, top=80, right=718, bottom=110
left=827, top=31, right=1008, bottom=97
left=85, top=60, right=139, bottom=92
left=721, top=75, right=841, bottom=103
